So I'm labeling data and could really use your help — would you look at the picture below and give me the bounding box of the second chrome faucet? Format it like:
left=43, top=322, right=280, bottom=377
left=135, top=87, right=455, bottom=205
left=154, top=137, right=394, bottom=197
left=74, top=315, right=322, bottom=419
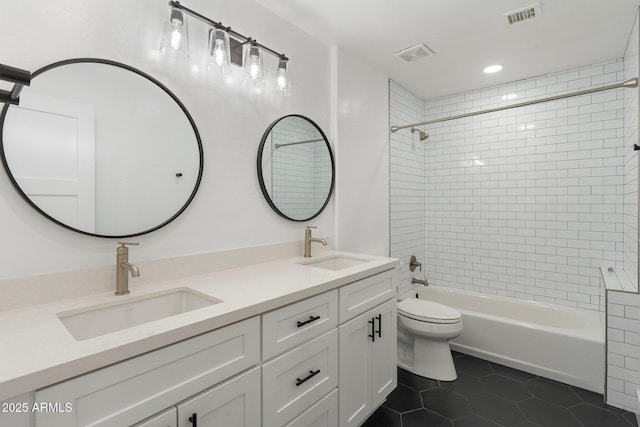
left=116, top=242, right=140, bottom=295
left=304, top=226, right=327, bottom=257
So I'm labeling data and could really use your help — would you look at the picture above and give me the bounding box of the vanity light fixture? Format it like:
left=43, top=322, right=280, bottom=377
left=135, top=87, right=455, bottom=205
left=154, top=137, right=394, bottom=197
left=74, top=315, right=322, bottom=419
left=160, top=1, right=291, bottom=95
left=275, top=58, right=291, bottom=96
left=0, top=63, right=31, bottom=105
left=159, top=5, right=189, bottom=57
left=208, top=27, right=231, bottom=75
left=243, top=42, right=264, bottom=88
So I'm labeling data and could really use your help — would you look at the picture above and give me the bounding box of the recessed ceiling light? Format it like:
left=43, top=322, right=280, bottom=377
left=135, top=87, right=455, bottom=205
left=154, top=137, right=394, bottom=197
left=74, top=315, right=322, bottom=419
left=484, top=64, right=503, bottom=74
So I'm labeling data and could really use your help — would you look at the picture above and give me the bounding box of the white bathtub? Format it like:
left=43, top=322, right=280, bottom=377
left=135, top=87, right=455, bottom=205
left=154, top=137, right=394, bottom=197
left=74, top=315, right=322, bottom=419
left=409, top=286, right=605, bottom=393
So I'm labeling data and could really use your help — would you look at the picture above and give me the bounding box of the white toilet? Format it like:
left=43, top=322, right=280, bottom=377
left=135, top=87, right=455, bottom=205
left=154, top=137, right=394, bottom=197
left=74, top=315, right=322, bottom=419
left=397, top=297, right=463, bottom=381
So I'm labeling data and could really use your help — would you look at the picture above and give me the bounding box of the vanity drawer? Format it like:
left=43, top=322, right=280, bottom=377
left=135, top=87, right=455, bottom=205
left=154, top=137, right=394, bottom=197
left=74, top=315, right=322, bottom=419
left=262, top=329, right=338, bottom=427
left=35, top=317, right=260, bottom=427
left=285, top=389, right=338, bottom=427
left=262, top=289, right=338, bottom=359
left=339, top=268, right=398, bottom=322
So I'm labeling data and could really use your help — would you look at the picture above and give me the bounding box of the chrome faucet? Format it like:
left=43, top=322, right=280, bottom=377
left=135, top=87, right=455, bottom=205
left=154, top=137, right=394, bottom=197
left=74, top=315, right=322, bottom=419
left=116, top=242, right=140, bottom=295
left=412, top=277, right=428, bottom=286
left=304, top=226, right=327, bottom=258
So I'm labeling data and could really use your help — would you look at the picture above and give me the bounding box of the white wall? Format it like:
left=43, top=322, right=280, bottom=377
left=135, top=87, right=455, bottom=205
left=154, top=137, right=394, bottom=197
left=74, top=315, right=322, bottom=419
left=0, top=0, right=338, bottom=279
left=334, top=48, right=389, bottom=256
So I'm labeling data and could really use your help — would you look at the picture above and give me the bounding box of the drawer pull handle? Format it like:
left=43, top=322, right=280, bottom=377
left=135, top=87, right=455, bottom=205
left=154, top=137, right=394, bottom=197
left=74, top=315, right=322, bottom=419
left=376, top=314, right=382, bottom=338
left=296, top=369, right=321, bottom=386
left=297, top=315, right=321, bottom=327
left=369, top=317, right=375, bottom=342
left=188, top=413, right=197, bottom=427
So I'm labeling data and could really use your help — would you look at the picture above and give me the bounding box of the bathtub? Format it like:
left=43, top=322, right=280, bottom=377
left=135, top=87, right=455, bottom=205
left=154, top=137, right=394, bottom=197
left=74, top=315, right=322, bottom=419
left=409, top=286, right=605, bottom=393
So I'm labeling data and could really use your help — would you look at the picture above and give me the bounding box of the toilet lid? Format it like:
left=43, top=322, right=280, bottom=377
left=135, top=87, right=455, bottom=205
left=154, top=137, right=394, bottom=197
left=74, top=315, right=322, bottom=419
left=397, top=298, right=461, bottom=324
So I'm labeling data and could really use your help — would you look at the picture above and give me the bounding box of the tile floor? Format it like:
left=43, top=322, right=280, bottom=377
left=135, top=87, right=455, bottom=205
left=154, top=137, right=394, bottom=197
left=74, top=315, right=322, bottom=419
left=362, top=352, right=638, bottom=427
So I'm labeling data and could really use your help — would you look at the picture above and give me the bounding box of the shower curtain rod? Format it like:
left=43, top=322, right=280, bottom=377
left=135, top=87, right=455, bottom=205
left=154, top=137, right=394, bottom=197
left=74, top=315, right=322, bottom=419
left=390, top=78, right=638, bottom=134
left=274, top=138, right=323, bottom=149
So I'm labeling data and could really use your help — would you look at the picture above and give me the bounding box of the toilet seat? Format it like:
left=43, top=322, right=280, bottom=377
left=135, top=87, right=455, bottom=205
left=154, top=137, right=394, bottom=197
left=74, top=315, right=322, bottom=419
left=398, top=298, right=461, bottom=324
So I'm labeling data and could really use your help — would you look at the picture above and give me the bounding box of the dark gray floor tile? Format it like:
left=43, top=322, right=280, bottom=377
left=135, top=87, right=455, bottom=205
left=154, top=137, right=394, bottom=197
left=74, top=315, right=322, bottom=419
left=382, top=384, right=423, bottom=413
left=570, top=403, right=638, bottom=427
left=454, top=414, right=502, bottom=427
left=454, top=355, right=493, bottom=377
left=441, top=371, right=485, bottom=396
left=518, top=398, right=581, bottom=427
left=481, top=374, right=532, bottom=401
left=623, top=411, right=639, bottom=426
left=402, top=408, right=452, bottom=427
left=421, top=387, right=473, bottom=419
left=524, top=377, right=581, bottom=407
left=361, top=406, right=401, bottom=427
left=398, top=367, right=439, bottom=391
left=467, top=392, right=526, bottom=426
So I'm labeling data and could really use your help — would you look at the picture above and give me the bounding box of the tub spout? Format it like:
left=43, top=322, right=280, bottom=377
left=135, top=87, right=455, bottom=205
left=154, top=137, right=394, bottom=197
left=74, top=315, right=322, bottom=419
left=412, top=277, right=428, bottom=286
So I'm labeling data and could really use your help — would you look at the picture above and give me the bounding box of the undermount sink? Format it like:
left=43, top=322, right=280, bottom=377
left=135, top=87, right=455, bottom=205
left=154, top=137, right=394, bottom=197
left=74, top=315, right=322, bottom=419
left=301, top=255, right=372, bottom=271
left=58, top=288, right=222, bottom=341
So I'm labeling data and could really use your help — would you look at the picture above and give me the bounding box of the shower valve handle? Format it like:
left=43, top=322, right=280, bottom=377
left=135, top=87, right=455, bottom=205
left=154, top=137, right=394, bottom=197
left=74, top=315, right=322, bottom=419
left=409, top=255, right=422, bottom=272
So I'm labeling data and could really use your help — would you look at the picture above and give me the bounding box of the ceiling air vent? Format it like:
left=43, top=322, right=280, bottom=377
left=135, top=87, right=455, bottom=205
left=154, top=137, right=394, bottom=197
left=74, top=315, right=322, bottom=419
left=503, top=3, right=541, bottom=25
left=394, top=43, right=435, bottom=63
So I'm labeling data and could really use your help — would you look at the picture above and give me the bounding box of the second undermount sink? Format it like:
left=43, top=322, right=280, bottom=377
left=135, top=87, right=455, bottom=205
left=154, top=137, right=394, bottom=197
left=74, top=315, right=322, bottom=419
left=301, top=255, right=372, bottom=271
left=58, top=288, right=222, bottom=341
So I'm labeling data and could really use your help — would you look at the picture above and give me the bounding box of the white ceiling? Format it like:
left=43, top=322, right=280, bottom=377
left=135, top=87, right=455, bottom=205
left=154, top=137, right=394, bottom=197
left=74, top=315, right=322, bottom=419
left=256, top=0, right=640, bottom=100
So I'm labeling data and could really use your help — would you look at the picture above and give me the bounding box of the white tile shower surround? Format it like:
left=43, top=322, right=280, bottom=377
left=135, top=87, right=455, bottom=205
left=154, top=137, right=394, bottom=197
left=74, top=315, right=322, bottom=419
left=390, top=80, right=426, bottom=296
left=607, top=289, right=640, bottom=412
left=390, top=58, right=637, bottom=311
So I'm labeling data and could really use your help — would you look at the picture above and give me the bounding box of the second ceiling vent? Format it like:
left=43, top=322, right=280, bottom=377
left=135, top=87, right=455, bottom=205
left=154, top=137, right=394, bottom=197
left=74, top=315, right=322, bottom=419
left=502, top=3, right=541, bottom=25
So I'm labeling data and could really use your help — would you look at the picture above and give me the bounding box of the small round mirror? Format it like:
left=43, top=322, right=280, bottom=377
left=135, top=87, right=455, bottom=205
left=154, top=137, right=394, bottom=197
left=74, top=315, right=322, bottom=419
left=0, top=58, right=203, bottom=238
left=257, top=115, right=334, bottom=221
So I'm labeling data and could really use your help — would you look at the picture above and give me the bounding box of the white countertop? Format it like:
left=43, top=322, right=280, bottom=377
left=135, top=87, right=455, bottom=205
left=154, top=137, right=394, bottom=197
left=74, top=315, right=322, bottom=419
left=0, top=251, right=399, bottom=401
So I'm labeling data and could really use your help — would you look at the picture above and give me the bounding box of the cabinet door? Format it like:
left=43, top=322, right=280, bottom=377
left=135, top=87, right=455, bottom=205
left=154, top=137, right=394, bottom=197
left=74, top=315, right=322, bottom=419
left=370, top=299, right=397, bottom=408
left=338, top=311, right=372, bottom=427
left=176, top=366, right=260, bottom=427
left=132, top=408, right=177, bottom=427
left=0, top=393, right=32, bottom=427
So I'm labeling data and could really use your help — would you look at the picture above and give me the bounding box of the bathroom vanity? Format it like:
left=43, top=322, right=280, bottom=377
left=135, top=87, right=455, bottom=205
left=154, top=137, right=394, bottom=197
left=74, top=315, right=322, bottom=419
left=0, top=251, right=399, bottom=427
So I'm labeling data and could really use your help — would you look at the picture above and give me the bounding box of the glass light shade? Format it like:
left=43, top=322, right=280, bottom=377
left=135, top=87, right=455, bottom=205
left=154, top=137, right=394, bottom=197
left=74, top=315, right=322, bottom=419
left=242, top=44, right=264, bottom=87
left=274, top=59, right=291, bottom=96
left=208, top=28, right=231, bottom=74
left=160, top=7, right=189, bottom=58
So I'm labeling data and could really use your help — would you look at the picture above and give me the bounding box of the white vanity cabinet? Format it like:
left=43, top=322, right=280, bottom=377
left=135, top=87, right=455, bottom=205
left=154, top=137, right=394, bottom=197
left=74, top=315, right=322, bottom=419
left=132, top=408, right=177, bottom=427
left=0, top=393, right=32, bottom=427
left=261, top=290, right=339, bottom=427
left=338, top=269, right=398, bottom=427
left=34, top=317, right=260, bottom=427
left=176, top=366, right=261, bottom=427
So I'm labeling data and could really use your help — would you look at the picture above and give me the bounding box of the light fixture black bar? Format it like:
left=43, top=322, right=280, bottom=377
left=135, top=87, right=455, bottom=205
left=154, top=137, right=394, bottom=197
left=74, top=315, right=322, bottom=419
left=168, top=1, right=288, bottom=61
left=0, top=63, right=31, bottom=105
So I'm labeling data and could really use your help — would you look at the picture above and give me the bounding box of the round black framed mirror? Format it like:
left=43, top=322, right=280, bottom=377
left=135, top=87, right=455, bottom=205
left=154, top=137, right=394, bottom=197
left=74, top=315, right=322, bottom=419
left=0, top=58, right=203, bottom=238
left=257, top=115, right=335, bottom=222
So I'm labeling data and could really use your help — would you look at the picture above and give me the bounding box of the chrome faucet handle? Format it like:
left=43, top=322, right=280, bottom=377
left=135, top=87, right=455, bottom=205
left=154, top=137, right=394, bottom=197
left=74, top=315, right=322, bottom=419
left=117, top=242, right=139, bottom=248
left=409, top=255, right=422, bottom=272
left=305, top=226, right=317, bottom=230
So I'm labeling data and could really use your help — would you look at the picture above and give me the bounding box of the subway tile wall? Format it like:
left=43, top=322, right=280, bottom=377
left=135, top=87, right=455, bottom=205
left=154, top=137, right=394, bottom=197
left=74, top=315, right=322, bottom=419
left=390, top=80, right=427, bottom=296
left=624, top=10, right=640, bottom=289
left=607, top=8, right=640, bottom=413
left=421, top=60, right=626, bottom=310
left=607, top=290, right=640, bottom=411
